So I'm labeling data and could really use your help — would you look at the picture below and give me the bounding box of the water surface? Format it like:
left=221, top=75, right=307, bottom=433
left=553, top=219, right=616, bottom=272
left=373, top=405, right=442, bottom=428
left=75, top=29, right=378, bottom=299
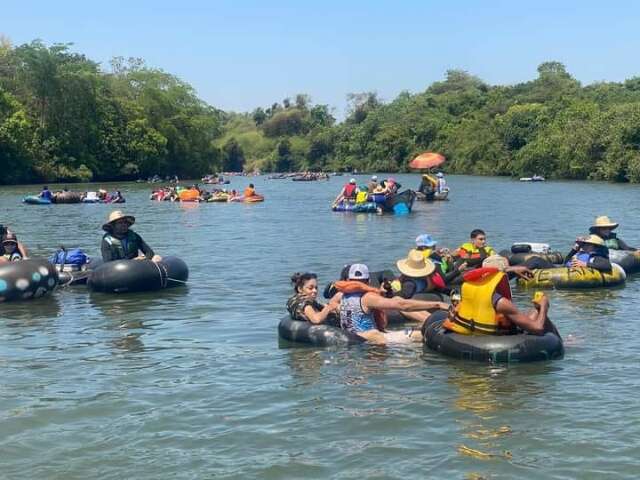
left=1, top=175, right=639, bottom=479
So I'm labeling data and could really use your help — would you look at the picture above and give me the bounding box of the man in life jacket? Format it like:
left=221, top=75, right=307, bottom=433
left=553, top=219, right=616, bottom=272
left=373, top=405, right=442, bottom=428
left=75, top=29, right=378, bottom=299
left=589, top=216, right=636, bottom=251
left=443, top=256, right=550, bottom=336
left=563, top=235, right=612, bottom=272
left=455, top=229, right=497, bottom=268
left=101, top=211, right=162, bottom=263
left=332, top=178, right=358, bottom=206
left=39, top=186, right=53, bottom=201
left=330, top=263, right=449, bottom=345
left=243, top=183, right=257, bottom=198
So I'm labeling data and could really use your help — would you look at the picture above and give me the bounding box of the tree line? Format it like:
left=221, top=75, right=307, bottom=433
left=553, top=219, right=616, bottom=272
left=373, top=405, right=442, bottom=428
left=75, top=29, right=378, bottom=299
left=3, top=38, right=640, bottom=184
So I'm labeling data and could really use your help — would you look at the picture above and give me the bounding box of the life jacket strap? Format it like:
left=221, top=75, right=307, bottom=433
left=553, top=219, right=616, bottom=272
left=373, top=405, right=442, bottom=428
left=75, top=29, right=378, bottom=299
left=451, top=313, right=514, bottom=335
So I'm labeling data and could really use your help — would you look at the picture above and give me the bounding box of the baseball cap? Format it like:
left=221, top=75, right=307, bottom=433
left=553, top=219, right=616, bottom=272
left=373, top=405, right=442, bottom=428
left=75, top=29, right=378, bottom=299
left=415, top=234, right=437, bottom=248
left=348, top=264, right=370, bottom=280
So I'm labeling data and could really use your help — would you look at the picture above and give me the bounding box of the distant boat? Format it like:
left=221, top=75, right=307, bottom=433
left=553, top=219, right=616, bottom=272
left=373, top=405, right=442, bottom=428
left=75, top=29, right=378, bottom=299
left=520, top=175, right=545, bottom=182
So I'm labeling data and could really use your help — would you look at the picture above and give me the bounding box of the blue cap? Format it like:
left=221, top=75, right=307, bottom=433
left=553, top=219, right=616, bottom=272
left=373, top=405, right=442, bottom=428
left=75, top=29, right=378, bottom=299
left=415, top=234, right=437, bottom=248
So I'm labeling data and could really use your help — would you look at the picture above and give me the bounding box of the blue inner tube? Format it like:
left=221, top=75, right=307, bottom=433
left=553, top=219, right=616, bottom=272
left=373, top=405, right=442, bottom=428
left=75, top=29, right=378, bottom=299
left=423, top=310, right=564, bottom=363
left=0, top=258, right=59, bottom=302
left=88, top=256, right=188, bottom=293
left=23, top=195, right=52, bottom=205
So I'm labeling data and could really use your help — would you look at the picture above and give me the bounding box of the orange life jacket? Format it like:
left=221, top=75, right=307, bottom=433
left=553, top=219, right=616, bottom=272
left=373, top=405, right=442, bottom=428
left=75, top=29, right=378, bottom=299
left=334, top=280, right=388, bottom=331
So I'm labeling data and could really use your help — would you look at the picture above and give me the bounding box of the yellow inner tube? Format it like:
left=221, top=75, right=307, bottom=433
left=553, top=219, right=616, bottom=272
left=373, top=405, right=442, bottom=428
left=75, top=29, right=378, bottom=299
left=518, top=264, right=626, bottom=289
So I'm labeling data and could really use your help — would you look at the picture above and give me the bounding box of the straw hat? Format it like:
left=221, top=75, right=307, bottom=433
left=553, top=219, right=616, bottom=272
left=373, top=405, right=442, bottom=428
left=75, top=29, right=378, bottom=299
left=577, top=234, right=605, bottom=247
left=482, top=255, right=510, bottom=271
left=397, top=249, right=436, bottom=278
left=591, top=216, right=618, bottom=229
left=373, top=185, right=386, bottom=194
left=102, top=210, right=135, bottom=231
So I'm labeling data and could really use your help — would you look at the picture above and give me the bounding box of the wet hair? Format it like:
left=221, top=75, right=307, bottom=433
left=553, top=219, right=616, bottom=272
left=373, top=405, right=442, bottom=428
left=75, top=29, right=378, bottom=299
left=339, top=264, right=351, bottom=280
left=291, top=272, right=317, bottom=292
left=470, top=229, right=486, bottom=239
left=249, top=183, right=254, bottom=188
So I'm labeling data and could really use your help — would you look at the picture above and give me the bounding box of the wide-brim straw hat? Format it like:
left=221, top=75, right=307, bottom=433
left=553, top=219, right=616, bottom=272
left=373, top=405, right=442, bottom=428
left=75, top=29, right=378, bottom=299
left=577, top=234, right=605, bottom=247
left=103, top=210, right=135, bottom=231
left=397, top=249, right=436, bottom=278
left=591, top=216, right=618, bottom=229
left=482, top=255, right=510, bottom=271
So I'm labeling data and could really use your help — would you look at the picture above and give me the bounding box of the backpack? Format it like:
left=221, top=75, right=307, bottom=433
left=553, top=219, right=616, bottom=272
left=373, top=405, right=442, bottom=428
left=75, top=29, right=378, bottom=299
left=49, top=248, right=89, bottom=270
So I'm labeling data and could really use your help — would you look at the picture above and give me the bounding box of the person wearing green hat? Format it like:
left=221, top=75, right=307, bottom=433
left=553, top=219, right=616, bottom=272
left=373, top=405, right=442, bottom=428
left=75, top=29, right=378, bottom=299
left=101, top=211, right=162, bottom=263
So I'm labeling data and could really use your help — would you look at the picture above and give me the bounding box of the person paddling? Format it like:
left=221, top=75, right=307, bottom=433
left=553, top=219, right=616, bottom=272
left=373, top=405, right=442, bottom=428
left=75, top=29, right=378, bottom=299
left=101, top=211, right=161, bottom=263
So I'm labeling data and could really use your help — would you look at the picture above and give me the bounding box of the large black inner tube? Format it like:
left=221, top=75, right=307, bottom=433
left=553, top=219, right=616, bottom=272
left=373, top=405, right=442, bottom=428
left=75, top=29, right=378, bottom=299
left=499, top=250, right=565, bottom=266
left=423, top=310, right=564, bottom=363
left=0, top=258, right=59, bottom=302
left=88, top=256, right=188, bottom=293
left=609, top=249, right=640, bottom=274
left=278, top=316, right=364, bottom=347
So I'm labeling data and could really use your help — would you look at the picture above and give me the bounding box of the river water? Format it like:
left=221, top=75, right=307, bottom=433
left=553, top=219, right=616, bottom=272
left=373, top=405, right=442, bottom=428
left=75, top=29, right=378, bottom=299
left=1, top=175, right=640, bottom=479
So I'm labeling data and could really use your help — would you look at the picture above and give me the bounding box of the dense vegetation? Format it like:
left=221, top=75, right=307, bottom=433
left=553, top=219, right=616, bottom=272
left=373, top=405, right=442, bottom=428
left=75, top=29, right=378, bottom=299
left=0, top=39, right=223, bottom=184
left=4, top=38, right=640, bottom=184
left=234, top=63, right=640, bottom=182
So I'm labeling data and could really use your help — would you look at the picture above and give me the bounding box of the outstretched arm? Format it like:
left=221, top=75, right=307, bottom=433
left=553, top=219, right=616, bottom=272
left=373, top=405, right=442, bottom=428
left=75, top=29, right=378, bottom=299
left=364, top=293, right=448, bottom=312
left=496, top=296, right=548, bottom=335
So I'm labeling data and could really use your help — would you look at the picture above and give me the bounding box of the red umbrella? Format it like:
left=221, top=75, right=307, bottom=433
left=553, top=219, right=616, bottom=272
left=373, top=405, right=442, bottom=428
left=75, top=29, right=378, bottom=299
left=409, top=152, right=445, bottom=169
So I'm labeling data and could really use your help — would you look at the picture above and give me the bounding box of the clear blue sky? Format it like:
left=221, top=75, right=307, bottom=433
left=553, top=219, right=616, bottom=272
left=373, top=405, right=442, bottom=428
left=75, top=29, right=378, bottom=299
left=4, top=0, right=640, bottom=118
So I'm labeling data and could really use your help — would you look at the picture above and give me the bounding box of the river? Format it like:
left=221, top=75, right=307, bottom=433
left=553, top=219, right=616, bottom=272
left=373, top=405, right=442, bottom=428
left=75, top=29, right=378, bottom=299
left=1, top=175, right=640, bottom=479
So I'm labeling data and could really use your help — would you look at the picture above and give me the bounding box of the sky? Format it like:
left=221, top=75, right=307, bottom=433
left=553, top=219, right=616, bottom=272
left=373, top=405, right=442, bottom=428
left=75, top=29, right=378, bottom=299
left=4, top=0, right=640, bottom=118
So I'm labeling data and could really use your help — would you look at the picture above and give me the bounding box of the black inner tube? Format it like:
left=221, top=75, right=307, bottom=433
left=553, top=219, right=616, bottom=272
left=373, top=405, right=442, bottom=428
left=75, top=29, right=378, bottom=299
left=423, top=310, right=564, bottom=363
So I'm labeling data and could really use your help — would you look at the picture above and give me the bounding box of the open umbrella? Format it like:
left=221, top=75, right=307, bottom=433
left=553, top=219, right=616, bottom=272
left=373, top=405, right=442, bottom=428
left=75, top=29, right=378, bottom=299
left=409, top=152, right=445, bottom=170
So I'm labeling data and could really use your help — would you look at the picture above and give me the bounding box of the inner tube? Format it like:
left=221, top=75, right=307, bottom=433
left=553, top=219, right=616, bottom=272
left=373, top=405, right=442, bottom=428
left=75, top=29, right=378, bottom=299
left=56, top=258, right=104, bottom=286
left=88, top=256, right=189, bottom=293
left=517, top=263, right=626, bottom=289
left=0, top=258, right=58, bottom=302
left=278, top=316, right=364, bottom=347
left=423, top=310, right=564, bottom=363
left=609, top=249, right=640, bottom=275
left=23, top=195, right=51, bottom=205
left=52, top=192, right=82, bottom=204
left=383, top=189, right=415, bottom=214
left=499, top=250, right=565, bottom=266
left=332, top=201, right=379, bottom=213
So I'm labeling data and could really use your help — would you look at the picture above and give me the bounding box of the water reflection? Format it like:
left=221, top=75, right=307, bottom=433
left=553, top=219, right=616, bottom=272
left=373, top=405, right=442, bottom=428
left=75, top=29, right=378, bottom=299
left=0, top=295, right=61, bottom=322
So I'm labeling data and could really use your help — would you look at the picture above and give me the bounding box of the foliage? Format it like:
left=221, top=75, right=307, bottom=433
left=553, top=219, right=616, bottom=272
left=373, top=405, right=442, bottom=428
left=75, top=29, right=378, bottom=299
left=3, top=38, right=640, bottom=183
left=0, top=40, right=223, bottom=184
